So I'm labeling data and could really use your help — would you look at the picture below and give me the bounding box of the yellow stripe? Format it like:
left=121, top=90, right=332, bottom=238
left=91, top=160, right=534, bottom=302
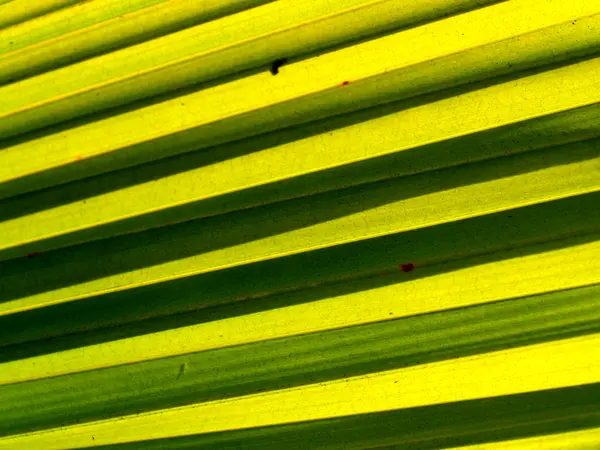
left=2, top=65, right=600, bottom=253
left=3, top=141, right=598, bottom=315
left=0, top=0, right=80, bottom=29
left=2, top=237, right=598, bottom=385
left=0, top=0, right=268, bottom=82
left=1, top=333, right=598, bottom=449
left=456, top=427, right=600, bottom=449
left=0, top=0, right=457, bottom=129
left=0, top=0, right=598, bottom=448
left=0, top=0, right=168, bottom=55
left=1, top=0, right=599, bottom=184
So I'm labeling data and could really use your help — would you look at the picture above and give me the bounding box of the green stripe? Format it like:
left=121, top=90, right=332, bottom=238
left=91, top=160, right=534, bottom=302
left=1, top=191, right=599, bottom=347
left=0, top=0, right=275, bottom=83
left=2, top=135, right=598, bottom=299
left=0, top=284, right=598, bottom=437
left=0, top=0, right=82, bottom=30
left=0, top=0, right=171, bottom=55
left=2, top=15, right=598, bottom=198
left=0, top=99, right=598, bottom=261
left=97, top=384, right=600, bottom=449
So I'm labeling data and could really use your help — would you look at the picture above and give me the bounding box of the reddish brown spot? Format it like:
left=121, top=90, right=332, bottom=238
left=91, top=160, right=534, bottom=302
left=400, top=263, right=415, bottom=273
left=26, top=252, right=40, bottom=258
left=381, top=271, right=389, bottom=276
left=341, top=81, right=350, bottom=86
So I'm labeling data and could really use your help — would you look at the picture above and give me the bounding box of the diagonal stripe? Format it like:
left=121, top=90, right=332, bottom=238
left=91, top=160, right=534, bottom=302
left=1, top=239, right=598, bottom=384
left=1, top=0, right=599, bottom=197
left=0, top=333, right=598, bottom=448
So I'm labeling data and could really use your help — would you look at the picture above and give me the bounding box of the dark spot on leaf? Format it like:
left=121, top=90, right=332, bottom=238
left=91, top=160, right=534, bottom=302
left=270, top=58, right=288, bottom=75
left=26, top=252, right=40, bottom=258
left=341, top=81, right=350, bottom=86
left=400, top=263, right=415, bottom=273
left=177, top=363, right=186, bottom=380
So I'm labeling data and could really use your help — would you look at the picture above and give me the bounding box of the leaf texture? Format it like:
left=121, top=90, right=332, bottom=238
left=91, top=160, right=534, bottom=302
left=0, top=0, right=598, bottom=449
